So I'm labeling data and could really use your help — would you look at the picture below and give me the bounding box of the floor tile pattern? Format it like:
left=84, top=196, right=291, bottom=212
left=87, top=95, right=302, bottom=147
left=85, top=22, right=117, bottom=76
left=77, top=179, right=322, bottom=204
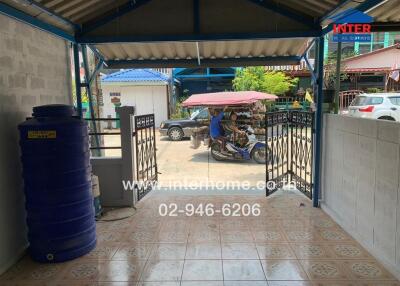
left=1, top=190, right=399, bottom=285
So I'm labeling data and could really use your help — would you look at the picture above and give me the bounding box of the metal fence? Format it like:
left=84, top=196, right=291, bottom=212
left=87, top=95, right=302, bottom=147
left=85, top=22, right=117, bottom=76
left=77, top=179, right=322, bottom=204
left=85, top=117, right=121, bottom=157
left=339, top=90, right=362, bottom=113
left=134, top=114, right=158, bottom=201
left=265, top=110, right=314, bottom=198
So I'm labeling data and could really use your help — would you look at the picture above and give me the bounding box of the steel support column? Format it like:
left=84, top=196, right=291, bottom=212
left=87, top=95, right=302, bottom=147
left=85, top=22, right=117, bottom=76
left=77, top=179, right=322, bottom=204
left=334, top=41, right=342, bottom=114
left=313, top=36, right=325, bottom=208
left=73, top=43, right=82, bottom=118
left=304, top=55, right=317, bottom=85
left=89, top=59, right=104, bottom=85
left=82, top=45, right=101, bottom=156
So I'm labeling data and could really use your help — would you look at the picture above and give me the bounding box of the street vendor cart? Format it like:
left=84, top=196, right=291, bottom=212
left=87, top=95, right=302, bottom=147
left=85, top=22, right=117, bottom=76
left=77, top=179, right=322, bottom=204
left=182, top=91, right=278, bottom=164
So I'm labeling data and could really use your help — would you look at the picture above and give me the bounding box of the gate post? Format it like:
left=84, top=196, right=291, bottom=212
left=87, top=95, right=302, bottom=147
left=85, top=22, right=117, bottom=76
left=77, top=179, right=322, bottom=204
left=313, top=36, right=325, bottom=208
left=72, top=43, right=82, bottom=118
left=119, top=106, right=136, bottom=206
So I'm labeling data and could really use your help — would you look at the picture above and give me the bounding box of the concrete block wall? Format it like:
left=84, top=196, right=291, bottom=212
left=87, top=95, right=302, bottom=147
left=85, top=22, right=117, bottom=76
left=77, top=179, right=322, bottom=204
left=322, top=114, right=400, bottom=278
left=0, top=14, right=72, bottom=274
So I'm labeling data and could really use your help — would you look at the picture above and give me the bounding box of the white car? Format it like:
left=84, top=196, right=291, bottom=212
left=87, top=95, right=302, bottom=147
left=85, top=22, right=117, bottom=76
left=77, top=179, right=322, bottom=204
left=348, top=93, right=400, bottom=121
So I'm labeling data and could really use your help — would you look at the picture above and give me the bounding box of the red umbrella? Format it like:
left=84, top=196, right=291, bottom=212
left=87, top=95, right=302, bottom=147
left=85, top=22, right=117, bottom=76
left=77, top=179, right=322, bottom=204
left=181, top=91, right=277, bottom=107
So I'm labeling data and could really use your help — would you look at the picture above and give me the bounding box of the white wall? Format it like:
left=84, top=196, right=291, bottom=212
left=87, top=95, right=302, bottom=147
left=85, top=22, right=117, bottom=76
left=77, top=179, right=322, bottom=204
left=101, top=84, right=168, bottom=127
left=91, top=158, right=124, bottom=206
left=0, top=14, right=72, bottom=274
left=322, top=114, right=400, bottom=278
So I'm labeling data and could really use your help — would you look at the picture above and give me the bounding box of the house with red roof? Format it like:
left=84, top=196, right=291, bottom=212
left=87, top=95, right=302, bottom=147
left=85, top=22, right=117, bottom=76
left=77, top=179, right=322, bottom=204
left=342, top=44, right=400, bottom=91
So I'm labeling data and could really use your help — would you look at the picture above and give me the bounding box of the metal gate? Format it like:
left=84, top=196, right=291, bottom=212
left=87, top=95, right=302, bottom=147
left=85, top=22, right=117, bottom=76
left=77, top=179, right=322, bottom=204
left=134, top=114, right=158, bottom=201
left=265, top=110, right=314, bottom=198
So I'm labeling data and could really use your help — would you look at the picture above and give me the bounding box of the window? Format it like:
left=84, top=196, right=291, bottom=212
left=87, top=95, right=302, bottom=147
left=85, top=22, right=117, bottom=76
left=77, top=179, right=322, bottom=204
left=342, top=46, right=354, bottom=55
left=110, top=92, right=121, bottom=97
left=351, top=96, right=383, bottom=106
left=393, top=33, right=400, bottom=44
left=358, top=44, right=371, bottom=54
left=196, top=109, right=209, bottom=120
left=389, top=97, right=400, bottom=106
left=375, top=32, right=385, bottom=42
left=373, top=43, right=384, bottom=50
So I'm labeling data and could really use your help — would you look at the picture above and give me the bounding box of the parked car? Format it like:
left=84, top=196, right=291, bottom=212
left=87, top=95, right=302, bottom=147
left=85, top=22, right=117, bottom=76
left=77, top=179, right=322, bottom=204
left=348, top=93, right=400, bottom=121
left=159, top=108, right=209, bottom=141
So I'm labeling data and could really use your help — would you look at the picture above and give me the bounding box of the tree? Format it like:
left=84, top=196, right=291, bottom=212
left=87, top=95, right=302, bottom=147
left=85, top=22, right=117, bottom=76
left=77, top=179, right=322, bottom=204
left=323, top=51, right=354, bottom=89
left=232, top=67, right=299, bottom=95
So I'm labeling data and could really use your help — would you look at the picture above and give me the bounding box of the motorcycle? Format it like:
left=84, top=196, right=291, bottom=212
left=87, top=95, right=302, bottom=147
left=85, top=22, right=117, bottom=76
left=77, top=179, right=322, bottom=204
left=209, top=127, right=270, bottom=164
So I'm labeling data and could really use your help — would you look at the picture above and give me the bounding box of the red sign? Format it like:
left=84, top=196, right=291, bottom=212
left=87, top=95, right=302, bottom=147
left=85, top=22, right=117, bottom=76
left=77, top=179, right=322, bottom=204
left=333, top=23, right=371, bottom=34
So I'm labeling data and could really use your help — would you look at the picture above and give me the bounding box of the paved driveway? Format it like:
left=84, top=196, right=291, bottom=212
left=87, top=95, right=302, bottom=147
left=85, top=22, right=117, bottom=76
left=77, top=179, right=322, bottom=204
left=102, top=130, right=265, bottom=188
left=156, top=134, right=265, bottom=188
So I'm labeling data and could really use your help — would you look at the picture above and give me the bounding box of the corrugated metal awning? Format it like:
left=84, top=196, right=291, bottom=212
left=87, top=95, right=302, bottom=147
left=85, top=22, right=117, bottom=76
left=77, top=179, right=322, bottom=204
left=95, top=38, right=309, bottom=68
left=1, top=0, right=399, bottom=67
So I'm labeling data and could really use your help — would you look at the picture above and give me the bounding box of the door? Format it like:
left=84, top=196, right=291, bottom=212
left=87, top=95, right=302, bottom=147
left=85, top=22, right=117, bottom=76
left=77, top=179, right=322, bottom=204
left=151, top=86, right=169, bottom=127
left=388, top=96, right=400, bottom=121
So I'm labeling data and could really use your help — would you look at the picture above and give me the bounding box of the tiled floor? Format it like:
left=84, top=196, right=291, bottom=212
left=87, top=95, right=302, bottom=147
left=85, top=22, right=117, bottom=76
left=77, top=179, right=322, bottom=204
left=1, top=190, right=400, bottom=286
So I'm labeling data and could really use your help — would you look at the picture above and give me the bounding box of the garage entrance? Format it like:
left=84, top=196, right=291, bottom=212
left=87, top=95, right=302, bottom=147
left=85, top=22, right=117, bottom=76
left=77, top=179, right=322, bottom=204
left=3, top=0, right=400, bottom=285
left=132, top=106, right=315, bottom=202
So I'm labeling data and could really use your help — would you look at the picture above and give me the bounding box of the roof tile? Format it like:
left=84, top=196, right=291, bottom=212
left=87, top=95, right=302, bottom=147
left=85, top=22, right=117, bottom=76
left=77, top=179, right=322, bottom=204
left=101, top=69, right=169, bottom=83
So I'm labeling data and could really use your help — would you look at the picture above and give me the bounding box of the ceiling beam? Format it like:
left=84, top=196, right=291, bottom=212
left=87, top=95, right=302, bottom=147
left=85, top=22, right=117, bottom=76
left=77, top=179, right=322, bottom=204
left=319, top=0, right=353, bottom=23
left=357, top=0, right=389, bottom=13
left=246, top=0, right=317, bottom=28
left=0, top=2, right=74, bottom=42
left=105, top=56, right=302, bottom=69
left=41, top=0, right=66, bottom=9
left=13, top=0, right=78, bottom=30
left=370, top=22, right=400, bottom=32
left=193, top=0, right=200, bottom=34
left=69, top=0, right=115, bottom=22
left=77, top=0, right=153, bottom=36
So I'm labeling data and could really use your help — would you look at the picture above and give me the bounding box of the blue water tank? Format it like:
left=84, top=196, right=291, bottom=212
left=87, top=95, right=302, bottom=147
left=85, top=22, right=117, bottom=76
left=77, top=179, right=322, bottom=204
left=18, top=104, right=96, bottom=263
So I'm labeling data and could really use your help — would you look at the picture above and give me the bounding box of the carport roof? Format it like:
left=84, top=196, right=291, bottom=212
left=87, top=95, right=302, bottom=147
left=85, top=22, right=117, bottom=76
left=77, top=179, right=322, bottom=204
left=1, top=0, right=399, bottom=67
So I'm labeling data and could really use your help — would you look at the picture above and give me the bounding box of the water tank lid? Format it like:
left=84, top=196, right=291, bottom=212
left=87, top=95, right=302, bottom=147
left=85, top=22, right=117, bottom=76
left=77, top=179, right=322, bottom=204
left=33, top=105, right=75, bottom=118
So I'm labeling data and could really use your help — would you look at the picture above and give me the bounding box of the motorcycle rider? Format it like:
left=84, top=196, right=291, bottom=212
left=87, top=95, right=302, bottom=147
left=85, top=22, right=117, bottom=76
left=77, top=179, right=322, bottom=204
left=209, top=108, right=226, bottom=141
left=209, top=108, right=266, bottom=163
left=210, top=108, right=246, bottom=152
left=223, top=112, right=245, bottom=138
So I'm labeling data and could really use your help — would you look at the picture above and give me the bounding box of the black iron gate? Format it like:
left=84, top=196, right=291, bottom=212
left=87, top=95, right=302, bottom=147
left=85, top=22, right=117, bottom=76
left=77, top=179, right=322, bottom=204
left=265, top=110, right=314, bottom=198
left=134, top=114, right=158, bottom=201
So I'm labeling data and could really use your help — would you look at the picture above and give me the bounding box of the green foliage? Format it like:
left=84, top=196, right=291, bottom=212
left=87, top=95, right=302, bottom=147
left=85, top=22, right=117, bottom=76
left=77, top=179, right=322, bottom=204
left=232, top=67, right=299, bottom=95
left=71, top=80, right=89, bottom=104
left=366, top=87, right=383, bottom=93
left=323, top=51, right=355, bottom=89
left=170, top=97, right=190, bottom=119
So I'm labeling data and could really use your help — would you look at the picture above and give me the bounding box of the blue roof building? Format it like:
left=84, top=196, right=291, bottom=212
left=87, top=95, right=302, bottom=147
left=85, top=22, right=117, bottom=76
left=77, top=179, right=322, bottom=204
left=101, top=69, right=170, bottom=127
left=102, top=69, right=169, bottom=84
left=173, top=68, right=236, bottom=98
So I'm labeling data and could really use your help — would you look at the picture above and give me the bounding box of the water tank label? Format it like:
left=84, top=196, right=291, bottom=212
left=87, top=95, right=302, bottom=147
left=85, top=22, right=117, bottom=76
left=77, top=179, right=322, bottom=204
left=28, top=130, right=57, bottom=139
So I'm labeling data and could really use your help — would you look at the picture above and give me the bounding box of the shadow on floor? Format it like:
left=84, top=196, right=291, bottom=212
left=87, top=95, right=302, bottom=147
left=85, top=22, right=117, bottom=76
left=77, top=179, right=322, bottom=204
left=189, top=150, right=261, bottom=166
